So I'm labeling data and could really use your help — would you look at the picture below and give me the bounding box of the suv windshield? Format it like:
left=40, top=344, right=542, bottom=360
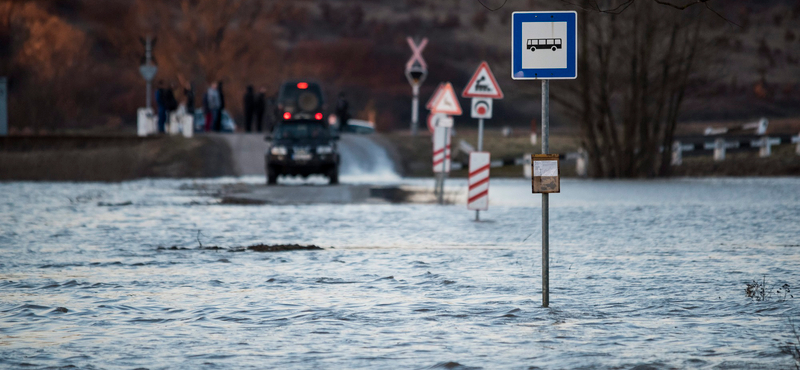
left=273, top=121, right=330, bottom=140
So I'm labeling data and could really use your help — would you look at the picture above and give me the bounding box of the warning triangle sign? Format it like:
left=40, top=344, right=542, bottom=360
left=462, top=61, right=504, bottom=99
left=430, top=82, right=462, bottom=116
left=426, top=83, right=444, bottom=110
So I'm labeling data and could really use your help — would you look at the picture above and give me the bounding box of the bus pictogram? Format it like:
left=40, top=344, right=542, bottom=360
left=527, top=38, right=562, bottom=52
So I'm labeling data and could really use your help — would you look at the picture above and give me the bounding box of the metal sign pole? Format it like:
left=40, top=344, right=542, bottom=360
left=441, top=126, right=449, bottom=205
left=411, top=84, right=419, bottom=135
left=0, top=77, right=7, bottom=136
left=145, top=38, right=152, bottom=110
left=477, top=118, right=484, bottom=150
left=541, top=80, right=550, bottom=308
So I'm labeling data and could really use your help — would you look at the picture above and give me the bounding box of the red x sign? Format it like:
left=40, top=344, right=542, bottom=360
left=405, top=37, right=428, bottom=72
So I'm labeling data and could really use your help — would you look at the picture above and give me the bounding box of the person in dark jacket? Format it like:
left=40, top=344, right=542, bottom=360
left=243, top=85, right=255, bottom=132
left=213, top=81, right=225, bottom=132
left=335, top=92, right=350, bottom=130
left=184, top=83, right=194, bottom=115
left=254, top=87, right=267, bottom=133
left=155, top=80, right=167, bottom=133
left=163, top=83, right=178, bottom=132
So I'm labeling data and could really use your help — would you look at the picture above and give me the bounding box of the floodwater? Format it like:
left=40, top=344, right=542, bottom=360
left=1, top=176, right=799, bottom=369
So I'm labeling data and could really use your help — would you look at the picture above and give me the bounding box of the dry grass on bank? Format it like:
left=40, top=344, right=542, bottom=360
left=380, top=129, right=581, bottom=178
left=379, top=127, right=800, bottom=178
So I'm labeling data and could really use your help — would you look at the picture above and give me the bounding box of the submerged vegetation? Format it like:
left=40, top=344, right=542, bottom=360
left=745, top=276, right=793, bottom=301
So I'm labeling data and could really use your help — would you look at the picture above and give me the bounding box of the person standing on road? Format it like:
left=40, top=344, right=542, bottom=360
left=155, top=80, right=167, bottom=133
left=254, top=87, right=267, bottom=133
left=184, top=83, right=195, bottom=115
left=335, top=92, right=350, bottom=130
left=206, top=82, right=221, bottom=132
left=243, top=85, right=255, bottom=132
left=183, top=82, right=195, bottom=132
left=202, top=82, right=212, bottom=132
left=214, top=81, right=226, bottom=132
left=163, top=83, right=178, bottom=132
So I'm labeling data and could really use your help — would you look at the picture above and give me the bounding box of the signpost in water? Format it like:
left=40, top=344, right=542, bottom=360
left=430, top=82, right=462, bottom=204
left=512, top=10, right=578, bottom=307
left=462, top=61, right=503, bottom=221
left=405, top=37, right=428, bottom=136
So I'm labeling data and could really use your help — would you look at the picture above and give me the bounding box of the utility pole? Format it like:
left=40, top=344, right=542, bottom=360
left=139, top=36, right=158, bottom=110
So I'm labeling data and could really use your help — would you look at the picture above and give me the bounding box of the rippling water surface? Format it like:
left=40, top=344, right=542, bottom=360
left=1, top=177, right=799, bottom=369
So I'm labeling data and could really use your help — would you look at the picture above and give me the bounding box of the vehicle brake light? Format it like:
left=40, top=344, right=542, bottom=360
left=315, top=112, right=323, bottom=120
left=283, top=112, right=292, bottom=120
left=297, top=82, right=308, bottom=89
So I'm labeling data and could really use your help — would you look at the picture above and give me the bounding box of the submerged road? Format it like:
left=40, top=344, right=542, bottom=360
left=212, top=133, right=400, bottom=178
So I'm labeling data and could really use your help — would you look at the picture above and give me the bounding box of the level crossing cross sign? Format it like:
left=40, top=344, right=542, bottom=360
left=406, top=37, right=428, bottom=72
left=462, top=62, right=504, bottom=99
left=430, top=82, right=462, bottom=116
left=511, top=11, right=578, bottom=80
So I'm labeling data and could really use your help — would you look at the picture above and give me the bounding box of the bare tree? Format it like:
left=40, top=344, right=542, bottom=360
left=555, top=1, right=712, bottom=177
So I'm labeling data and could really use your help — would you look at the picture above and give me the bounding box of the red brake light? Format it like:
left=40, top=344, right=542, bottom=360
left=297, top=82, right=308, bottom=89
left=315, top=113, right=323, bottom=120
left=283, top=112, right=291, bottom=120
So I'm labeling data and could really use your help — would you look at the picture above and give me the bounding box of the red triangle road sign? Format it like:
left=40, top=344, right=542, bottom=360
left=431, top=82, right=463, bottom=116
left=462, top=61, right=504, bottom=99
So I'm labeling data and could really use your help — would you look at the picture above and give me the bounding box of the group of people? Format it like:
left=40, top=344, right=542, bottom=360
left=154, top=80, right=273, bottom=134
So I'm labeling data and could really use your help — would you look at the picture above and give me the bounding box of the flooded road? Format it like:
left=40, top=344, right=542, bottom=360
left=1, top=177, right=799, bottom=369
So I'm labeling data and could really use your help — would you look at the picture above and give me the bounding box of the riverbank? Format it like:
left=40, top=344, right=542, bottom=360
left=1, top=127, right=797, bottom=182
left=0, top=135, right=234, bottom=182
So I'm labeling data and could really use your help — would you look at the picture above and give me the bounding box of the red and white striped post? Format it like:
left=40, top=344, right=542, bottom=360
left=467, top=152, right=491, bottom=220
left=432, top=125, right=451, bottom=204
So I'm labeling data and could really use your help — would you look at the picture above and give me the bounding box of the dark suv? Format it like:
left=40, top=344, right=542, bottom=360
left=265, top=81, right=340, bottom=185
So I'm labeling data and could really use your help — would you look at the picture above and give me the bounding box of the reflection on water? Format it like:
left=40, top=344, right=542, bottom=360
left=1, top=177, right=799, bottom=369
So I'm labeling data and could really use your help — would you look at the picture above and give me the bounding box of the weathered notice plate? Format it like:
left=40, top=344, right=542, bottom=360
left=532, top=154, right=560, bottom=193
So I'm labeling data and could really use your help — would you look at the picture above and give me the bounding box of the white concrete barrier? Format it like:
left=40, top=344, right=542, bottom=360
left=137, top=108, right=155, bottom=136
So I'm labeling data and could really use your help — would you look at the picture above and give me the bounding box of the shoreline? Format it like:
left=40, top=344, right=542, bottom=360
left=0, top=131, right=797, bottom=182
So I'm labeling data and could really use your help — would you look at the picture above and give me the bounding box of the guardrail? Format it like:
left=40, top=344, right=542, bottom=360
left=450, top=150, right=589, bottom=177
left=671, top=133, right=800, bottom=165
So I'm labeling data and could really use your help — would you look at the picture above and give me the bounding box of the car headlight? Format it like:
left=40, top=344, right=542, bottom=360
left=270, top=146, right=287, bottom=155
left=317, top=145, right=333, bottom=155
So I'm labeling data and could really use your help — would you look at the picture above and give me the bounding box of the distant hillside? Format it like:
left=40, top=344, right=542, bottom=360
left=1, top=0, right=798, bottom=133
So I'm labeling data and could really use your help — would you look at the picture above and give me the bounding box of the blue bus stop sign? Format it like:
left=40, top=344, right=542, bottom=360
left=511, top=11, right=578, bottom=80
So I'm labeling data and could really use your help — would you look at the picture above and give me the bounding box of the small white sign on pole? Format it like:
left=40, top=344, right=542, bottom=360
left=432, top=126, right=451, bottom=173
left=436, top=115, right=453, bottom=128
left=467, top=152, right=491, bottom=211
left=470, top=98, right=493, bottom=119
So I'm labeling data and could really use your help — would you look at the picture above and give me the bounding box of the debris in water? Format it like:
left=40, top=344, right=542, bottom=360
left=219, top=197, right=268, bottom=205
left=247, top=244, right=323, bottom=252
left=157, top=244, right=322, bottom=252
left=97, top=201, right=132, bottom=207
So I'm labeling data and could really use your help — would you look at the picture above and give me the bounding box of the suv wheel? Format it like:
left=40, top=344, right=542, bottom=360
left=328, top=168, right=339, bottom=185
left=267, top=167, right=278, bottom=185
